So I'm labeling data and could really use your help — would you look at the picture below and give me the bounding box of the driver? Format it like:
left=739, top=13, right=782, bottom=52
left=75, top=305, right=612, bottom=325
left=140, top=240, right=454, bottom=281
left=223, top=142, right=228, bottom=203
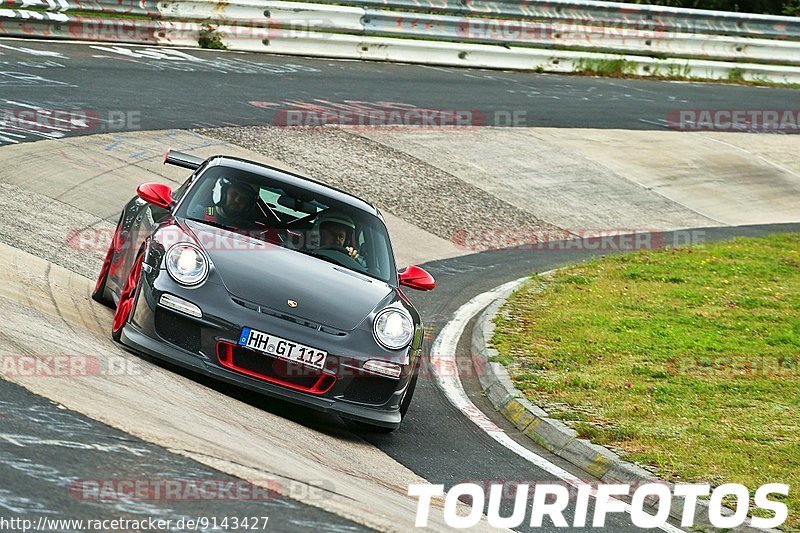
left=203, top=177, right=259, bottom=228
left=317, top=211, right=363, bottom=264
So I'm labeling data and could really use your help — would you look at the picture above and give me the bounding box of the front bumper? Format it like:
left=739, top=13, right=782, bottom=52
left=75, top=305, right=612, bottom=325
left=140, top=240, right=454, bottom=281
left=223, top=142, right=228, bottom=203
left=122, top=270, right=417, bottom=429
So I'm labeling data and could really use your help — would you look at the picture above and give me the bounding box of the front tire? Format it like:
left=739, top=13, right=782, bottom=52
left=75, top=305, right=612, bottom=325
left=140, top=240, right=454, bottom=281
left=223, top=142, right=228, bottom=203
left=92, top=236, right=116, bottom=308
left=399, top=371, right=418, bottom=418
left=353, top=366, right=419, bottom=434
left=92, top=214, right=124, bottom=308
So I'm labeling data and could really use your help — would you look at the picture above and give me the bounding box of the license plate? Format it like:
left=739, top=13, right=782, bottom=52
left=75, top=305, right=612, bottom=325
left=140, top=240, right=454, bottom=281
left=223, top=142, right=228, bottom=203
left=238, top=327, right=328, bottom=371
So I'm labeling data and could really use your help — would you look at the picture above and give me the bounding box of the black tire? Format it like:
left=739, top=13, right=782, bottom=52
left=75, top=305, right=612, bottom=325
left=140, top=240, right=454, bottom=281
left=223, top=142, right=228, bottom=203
left=399, top=371, right=419, bottom=418
left=92, top=272, right=114, bottom=308
left=92, top=238, right=115, bottom=308
left=92, top=213, right=124, bottom=308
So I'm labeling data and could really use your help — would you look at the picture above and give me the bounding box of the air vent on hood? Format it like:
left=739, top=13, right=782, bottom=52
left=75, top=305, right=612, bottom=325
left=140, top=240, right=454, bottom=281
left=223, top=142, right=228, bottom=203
left=231, top=297, right=346, bottom=337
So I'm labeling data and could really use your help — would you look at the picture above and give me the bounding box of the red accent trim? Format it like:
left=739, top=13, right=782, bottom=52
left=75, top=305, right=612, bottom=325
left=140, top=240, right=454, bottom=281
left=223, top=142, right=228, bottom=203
left=112, top=253, right=144, bottom=334
left=216, top=342, right=336, bottom=395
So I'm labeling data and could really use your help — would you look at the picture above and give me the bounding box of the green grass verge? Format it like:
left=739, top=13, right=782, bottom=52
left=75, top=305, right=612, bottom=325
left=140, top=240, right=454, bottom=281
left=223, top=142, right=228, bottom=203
left=575, top=58, right=639, bottom=77
left=570, top=58, right=800, bottom=89
left=492, top=233, right=800, bottom=529
left=198, top=22, right=227, bottom=50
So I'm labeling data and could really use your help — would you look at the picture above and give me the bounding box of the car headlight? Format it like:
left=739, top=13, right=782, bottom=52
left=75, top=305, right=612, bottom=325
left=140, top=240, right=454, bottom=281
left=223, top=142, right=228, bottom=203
left=166, top=243, right=208, bottom=286
left=373, top=308, right=414, bottom=350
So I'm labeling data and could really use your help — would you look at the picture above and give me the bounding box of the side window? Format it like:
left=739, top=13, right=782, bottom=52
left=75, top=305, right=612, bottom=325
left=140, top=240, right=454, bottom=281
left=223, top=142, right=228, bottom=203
left=373, top=232, right=391, bottom=279
left=184, top=176, right=216, bottom=219
left=259, top=188, right=281, bottom=206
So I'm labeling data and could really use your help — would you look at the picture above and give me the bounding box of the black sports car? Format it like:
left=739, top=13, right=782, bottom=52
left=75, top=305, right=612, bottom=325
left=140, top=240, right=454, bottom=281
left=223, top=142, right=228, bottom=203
left=93, top=150, right=436, bottom=431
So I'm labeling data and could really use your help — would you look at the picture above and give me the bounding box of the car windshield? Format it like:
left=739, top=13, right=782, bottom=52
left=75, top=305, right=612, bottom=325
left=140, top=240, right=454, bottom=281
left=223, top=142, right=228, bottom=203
left=175, top=164, right=396, bottom=283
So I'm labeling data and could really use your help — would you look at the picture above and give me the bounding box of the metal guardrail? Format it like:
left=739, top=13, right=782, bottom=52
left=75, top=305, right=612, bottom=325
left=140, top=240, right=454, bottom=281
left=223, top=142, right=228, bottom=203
left=1, top=0, right=160, bottom=16
left=358, top=9, right=800, bottom=65
left=14, top=0, right=800, bottom=40
left=1, top=0, right=800, bottom=83
left=309, top=0, right=800, bottom=40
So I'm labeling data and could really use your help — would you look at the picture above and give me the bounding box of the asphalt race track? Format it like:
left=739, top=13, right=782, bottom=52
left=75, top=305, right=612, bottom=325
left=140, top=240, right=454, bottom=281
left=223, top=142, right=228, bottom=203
left=0, top=378, right=368, bottom=533
left=1, top=40, right=798, bottom=144
left=1, top=37, right=798, bottom=532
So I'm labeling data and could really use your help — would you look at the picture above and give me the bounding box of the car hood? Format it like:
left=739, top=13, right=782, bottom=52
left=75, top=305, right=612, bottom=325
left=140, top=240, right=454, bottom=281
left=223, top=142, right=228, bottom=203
left=186, top=222, right=394, bottom=331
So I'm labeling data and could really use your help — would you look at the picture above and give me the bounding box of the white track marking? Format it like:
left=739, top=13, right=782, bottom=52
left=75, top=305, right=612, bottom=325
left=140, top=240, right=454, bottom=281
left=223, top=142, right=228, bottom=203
left=430, top=278, right=685, bottom=532
left=0, top=433, right=24, bottom=447
left=0, top=43, right=66, bottom=57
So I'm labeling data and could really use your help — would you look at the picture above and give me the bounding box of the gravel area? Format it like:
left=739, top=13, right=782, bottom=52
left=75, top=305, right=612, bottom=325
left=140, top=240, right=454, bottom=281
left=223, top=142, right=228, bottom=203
left=198, top=127, right=557, bottom=243
left=0, top=183, right=110, bottom=280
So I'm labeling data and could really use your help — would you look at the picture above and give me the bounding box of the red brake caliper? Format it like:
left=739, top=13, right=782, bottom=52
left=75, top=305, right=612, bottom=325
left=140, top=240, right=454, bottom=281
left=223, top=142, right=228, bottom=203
left=112, top=254, right=144, bottom=334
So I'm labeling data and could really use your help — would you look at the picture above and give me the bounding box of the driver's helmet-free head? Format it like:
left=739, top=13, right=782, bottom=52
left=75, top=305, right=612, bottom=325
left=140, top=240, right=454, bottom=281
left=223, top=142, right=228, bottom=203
left=216, top=177, right=258, bottom=215
left=317, top=211, right=356, bottom=247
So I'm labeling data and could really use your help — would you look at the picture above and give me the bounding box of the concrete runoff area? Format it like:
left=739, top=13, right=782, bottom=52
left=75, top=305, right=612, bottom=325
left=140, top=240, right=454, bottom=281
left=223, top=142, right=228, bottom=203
left=0, top=126, right=798, bottom=529
left=198, top=127, right=558, bottom=246
left=360, top=128, right=800, bottom=230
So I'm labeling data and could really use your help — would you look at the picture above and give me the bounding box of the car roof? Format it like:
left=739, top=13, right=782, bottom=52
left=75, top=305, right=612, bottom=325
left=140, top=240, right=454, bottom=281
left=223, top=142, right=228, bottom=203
left=206, top=156, right=380, bottom=218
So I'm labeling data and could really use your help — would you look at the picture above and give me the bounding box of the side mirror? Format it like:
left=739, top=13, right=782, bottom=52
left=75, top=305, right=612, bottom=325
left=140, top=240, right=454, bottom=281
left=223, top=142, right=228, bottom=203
left=399, top=265, right=436, bottom=291
left=137, top=183, right=174, bottom=210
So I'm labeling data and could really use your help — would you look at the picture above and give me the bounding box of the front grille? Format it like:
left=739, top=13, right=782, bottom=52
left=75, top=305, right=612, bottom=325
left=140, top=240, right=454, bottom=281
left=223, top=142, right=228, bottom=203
left=343, top=375, right=398, bottom=405
left=217, top=343, right=336, bottom=395
left=155, top=308, right=202, bottom=353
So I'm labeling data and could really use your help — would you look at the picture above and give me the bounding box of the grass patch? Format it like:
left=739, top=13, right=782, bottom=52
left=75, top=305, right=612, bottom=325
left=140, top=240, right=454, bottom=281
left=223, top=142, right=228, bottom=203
left=198, top=22, right=227, bottom=50
left=574, top=58, right=637, bottom=77
left=492, top=233, right=800, bottom=529
left=727, top=67, right=746, bottom=82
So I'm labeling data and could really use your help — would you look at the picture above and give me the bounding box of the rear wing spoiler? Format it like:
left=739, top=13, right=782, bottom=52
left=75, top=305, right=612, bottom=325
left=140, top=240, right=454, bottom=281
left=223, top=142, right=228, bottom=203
left=163, top=148, right=204, bottom=170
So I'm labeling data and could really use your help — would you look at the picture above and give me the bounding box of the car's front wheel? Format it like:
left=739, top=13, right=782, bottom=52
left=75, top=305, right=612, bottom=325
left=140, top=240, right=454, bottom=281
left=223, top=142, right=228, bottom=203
left=399, top=370, right=419, bottom=418
left=353, top=365, right=419, bottom=434
left=92, top=212, right=125, bottom=308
